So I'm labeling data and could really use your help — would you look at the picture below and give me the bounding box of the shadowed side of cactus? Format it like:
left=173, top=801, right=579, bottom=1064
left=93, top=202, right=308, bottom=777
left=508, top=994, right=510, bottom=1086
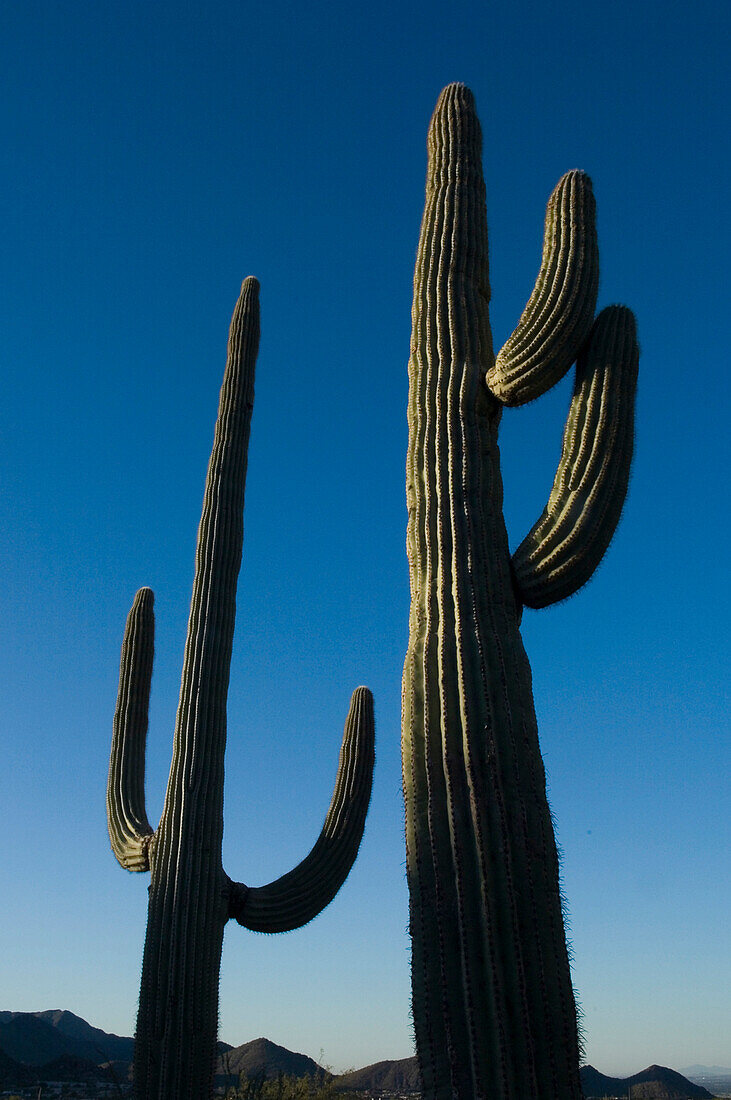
left=107, top=278, right=375, bottom=1100
left=402, top=85, right=638, bottom=1100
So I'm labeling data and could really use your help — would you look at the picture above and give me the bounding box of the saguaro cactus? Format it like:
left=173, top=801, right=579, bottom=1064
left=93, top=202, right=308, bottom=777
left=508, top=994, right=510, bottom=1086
left=402, top=85, right=638, bottom=1099
left=107, top=277, right=375, bottom=1100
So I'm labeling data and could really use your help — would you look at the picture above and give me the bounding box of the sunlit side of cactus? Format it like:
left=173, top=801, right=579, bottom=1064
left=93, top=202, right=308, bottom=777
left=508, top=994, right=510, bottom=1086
left=402, top=85, right=638, bottom=1100
left=108, top=278, right=375, bottom=1100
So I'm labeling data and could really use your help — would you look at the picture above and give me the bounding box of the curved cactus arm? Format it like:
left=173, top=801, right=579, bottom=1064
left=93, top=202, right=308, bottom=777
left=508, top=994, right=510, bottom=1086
left=512, top=306, right=639, bottom=609
left=107, top=586, right=156, bottom=871
left=487, top=171, right=599, bottom=406
left=227, top=686, right=375, bottom=933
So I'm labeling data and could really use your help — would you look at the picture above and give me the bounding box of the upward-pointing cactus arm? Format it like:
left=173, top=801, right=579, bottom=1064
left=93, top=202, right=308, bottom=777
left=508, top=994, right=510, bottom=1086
left=107, top=276, right=376, bottom=1099
left=512, top=306, right=639, bottom=609
left=107, top=586, right=156, bottom=871
left=487, top=171, right=599, bottom=406
left=227, top=686, right=375, bottom=933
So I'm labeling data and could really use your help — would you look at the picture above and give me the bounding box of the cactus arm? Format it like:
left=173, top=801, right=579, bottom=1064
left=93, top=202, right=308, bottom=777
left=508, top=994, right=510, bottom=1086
left=486, top=171, right=599, bottom=406
left=107, top=586, right=156, bottom=871
left=227, top=686, right=375, bottom=933
left=512, top=306, right=639, bottom=609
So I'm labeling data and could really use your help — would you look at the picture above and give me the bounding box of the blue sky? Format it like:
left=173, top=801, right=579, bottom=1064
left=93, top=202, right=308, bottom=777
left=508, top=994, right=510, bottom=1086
left=1, top=0, right=728, bottom=1079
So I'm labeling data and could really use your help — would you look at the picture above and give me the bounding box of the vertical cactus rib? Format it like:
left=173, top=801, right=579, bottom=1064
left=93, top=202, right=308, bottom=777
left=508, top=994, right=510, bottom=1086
left=405, top=82, right=496, bottom=1098
left=134, top=275, right=261, bottom=1100
left=228, top=686, right=375, bottom=933
left=107, top=586, right=155, bottom=872
left=487, top=171, right=599, bottom=406
left=402, top=82, right=631, bottom=1100
left=512, top=306, right=639, bottom=608
left=109, top=276, right=375, bottom=1100
left=403, top=83, right=582, bottom=1100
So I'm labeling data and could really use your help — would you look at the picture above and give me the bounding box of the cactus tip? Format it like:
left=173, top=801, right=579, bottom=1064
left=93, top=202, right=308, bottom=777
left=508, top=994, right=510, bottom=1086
left=436, top=81, right=475, bottom=110
left=562, top=168, right=592, bottom=183
left=604, top=302, right=637, bottom=333
left=241, top=276, right=260, bottom=295
left=350, top=685, right=374, bottom=719
left=553, top=169, right=595, bottom=203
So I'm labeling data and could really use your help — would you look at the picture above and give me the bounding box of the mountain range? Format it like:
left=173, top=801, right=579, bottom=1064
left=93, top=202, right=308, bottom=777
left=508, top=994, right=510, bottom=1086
left=337, top=1057, right=719, bottom=1098
left=0, top=1009, right=723, bottom=1098
left=580, top=1063, right=715, bottom=1098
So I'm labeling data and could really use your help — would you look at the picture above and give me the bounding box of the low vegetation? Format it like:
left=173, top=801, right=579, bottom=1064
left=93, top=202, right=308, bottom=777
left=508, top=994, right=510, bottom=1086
left=225, top=1072, right=359, bottom=1100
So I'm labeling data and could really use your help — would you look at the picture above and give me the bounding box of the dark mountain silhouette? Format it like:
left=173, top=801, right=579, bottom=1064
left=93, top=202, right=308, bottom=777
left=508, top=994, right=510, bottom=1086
left=0, top=1009, right=133, bottom=1065
left=0, top=1013, right=80, bottom=1066
left=337, top=1059, right=716, bottom=1098
left=0, top=1047, right=114, bottom=1089
left=34, top=1008, right=135, bottom=1062
left=34, top=1052, right=115, bottom=1083
left=582, top=1064, right=633, bottom=1096
left=99, top=1057, right=135, bottom=1084
left=581, top=1063, right=715, bottom=1098
left=336, top=1060, right=716, bottom=1098
left=215, top=1036, right=326, bottom=1087
left=626, top=1064, right=715, bottom=1099
left=0, top=1009, right=720, bottom=1099
left=335, top=1055, right=420, bottom=1092
left=0, top=1046, right=38, bottom=1089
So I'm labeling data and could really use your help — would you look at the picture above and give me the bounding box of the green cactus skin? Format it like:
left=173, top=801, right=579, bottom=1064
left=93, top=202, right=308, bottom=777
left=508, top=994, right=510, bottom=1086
left=402, top=85, right=638, bottom=1100
left=512, top=306, right=639, bottom=608
left=487, top=170, right=599, bottom=407
left=107, top=277, right=375, bottom=1100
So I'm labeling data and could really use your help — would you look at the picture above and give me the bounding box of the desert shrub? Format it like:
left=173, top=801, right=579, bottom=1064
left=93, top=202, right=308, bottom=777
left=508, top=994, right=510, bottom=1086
left=228, top=1072, right=358, bottom=1100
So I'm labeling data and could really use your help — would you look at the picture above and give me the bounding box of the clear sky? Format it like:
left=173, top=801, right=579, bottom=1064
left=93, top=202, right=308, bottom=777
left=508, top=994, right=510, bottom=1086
left=1, top=0, right=728, bottom=1080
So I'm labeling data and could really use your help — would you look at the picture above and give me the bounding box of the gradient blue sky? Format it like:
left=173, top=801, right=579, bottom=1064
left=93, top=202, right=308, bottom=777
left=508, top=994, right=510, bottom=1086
left=1, top=0, right=728, bottom=1079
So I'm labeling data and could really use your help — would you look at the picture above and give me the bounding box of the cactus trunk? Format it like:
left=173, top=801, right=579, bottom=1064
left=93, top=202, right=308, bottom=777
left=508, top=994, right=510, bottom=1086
left=131, top=278, right=257, bottom=1097
left=402, top=85, right=583, bottom=1100
left=108, top=278, right=375, bottom=1100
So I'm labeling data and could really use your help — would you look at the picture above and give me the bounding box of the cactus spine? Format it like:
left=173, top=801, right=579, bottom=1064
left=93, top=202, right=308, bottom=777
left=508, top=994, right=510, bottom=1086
left=402, top=85, right=638, bottom=1100
left=108, top=278, right=375, bottom=1100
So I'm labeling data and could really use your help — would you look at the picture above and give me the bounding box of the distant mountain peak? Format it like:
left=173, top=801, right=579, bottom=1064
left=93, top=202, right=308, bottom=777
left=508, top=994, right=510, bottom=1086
left=215, top=1035, right=326, bottom=1085
left=1, top=1009, right=722, bottom=1100
left=0, top=1010, right=134, bottom=1070
left=581, top=1063, right=714, bottom=1099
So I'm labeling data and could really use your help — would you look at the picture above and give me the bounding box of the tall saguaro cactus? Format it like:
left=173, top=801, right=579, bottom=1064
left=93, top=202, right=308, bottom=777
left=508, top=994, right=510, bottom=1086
left=107, top=278, right=375, bottom=1100
left=402, top=85, right=638, bottom=1100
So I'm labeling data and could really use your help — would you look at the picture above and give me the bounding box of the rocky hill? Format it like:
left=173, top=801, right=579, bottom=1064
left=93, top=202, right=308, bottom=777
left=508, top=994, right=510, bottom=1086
left=581, top=1063, right=715, bottom=1098
left=0, top=1008, right=133, bottom=1065
left=215, top=1036, right=326, bottom=1088
left=336, top=1059, right=716, bottom=1098
left=0, top=1046, right=37, bottom=1090
left=335, top=1055, right=420, bottom=1092
left=0, top=1009, right=722, bottom=1098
